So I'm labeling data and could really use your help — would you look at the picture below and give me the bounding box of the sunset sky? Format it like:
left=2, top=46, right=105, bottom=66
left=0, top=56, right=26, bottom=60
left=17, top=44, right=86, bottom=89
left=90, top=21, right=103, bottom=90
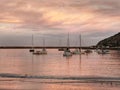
left=0, top=0, right=119, bottom=46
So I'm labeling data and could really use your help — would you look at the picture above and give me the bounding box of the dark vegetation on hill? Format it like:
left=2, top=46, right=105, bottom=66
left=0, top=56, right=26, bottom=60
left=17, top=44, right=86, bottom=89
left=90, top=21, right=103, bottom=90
left=97, top=32, right=120, bottom=47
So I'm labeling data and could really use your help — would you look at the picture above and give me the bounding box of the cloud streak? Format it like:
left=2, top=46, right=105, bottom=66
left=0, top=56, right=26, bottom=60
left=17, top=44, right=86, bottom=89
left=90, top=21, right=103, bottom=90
left=0, top=0, right=119, bottom=34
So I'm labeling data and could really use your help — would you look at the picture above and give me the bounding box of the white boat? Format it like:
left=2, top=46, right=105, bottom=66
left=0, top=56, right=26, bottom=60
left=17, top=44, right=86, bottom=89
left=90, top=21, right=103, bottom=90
left=63, top=48, right=72, bottom=56
left=29, top=35, right=35, bottom=52
left=63, top=33, right=72, bottom=57
left=72, top=49, right=80, bottom=54
left=40, top=38, right=47, bottom=54
left=33, top=51, right=41, bottom=55
left=40, top=48, right=47, bottom=54
left=97, top=49, right=109, bottom=54
left=33, top=37, right=47, bottom=55
left=33, top=49, right=47, bottom=55
left=72, top=49, right=85, bottom=55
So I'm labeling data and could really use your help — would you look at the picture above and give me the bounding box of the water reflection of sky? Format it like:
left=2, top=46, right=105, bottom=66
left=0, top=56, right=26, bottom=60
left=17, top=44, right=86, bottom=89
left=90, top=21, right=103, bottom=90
left=0, top=49, right=120, bottom=77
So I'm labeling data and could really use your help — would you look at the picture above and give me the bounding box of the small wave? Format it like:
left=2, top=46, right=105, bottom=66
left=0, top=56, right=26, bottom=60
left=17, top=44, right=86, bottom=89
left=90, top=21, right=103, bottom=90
left=0, top=73, right=120, bottom=83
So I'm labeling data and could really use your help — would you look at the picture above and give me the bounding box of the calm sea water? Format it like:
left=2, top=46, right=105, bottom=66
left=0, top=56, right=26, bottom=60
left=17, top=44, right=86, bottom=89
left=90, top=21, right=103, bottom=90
left=0, top=49, right=120, bottom=90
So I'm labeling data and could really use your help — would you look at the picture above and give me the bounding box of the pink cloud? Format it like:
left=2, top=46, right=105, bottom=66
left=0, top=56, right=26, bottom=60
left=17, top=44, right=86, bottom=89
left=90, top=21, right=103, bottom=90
left=0, top=0, right=119, bottom=34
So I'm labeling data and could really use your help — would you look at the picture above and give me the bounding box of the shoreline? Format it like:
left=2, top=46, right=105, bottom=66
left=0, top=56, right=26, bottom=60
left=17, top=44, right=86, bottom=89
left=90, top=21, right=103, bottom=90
left=0, top=46, right=119, bottom=50
left=0, top=73, right=120, bottom=83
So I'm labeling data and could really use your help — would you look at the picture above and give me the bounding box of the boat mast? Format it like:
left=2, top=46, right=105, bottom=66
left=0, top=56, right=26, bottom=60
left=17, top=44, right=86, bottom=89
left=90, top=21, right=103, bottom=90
left=79, top=34, right=81, bottom=53
left=43, top=37, right=45, bottom=49
left=67, top=33, right=70, bottom=48
left=32, top=34, right=34, bottom=49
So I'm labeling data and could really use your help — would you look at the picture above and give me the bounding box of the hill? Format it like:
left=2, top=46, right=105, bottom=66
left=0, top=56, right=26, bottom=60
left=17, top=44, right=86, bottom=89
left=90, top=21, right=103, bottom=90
left=97, top=32, right=120, bottom=47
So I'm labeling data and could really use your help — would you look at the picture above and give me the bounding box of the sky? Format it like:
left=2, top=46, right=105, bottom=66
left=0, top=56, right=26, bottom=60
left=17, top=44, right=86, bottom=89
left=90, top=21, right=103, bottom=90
left=0, top=0, right=120, bottom=46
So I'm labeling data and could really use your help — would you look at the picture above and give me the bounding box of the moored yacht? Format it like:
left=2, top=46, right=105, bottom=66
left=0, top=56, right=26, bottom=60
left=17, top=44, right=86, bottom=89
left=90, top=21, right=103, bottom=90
left=63, top=33, right=72, bottom=57
left=72, top=34, right=85, bottom=55
left=33, top=37, right=47, bottom=55
left=97, top=49, right=109, bottom=54
left=63, top=48, right=72, bottom=56
left=40, top=38, right=47, bottom=54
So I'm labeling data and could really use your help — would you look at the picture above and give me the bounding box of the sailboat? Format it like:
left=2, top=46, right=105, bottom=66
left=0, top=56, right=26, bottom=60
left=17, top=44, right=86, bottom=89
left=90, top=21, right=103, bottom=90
left=40, top=38, right=47, bottom=54
left=72, top=49, right=80, bottom=54
left=33, top=50, right=41, bottom=55
left=33, top=37, right=47, bottom=55
left=96, top=47, right=109, bottom=54
left=29, top=35, right=35, bottom=52
left=72, top=34, right=85, bottom=55
left=63, top=33, right=72, bottom=57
